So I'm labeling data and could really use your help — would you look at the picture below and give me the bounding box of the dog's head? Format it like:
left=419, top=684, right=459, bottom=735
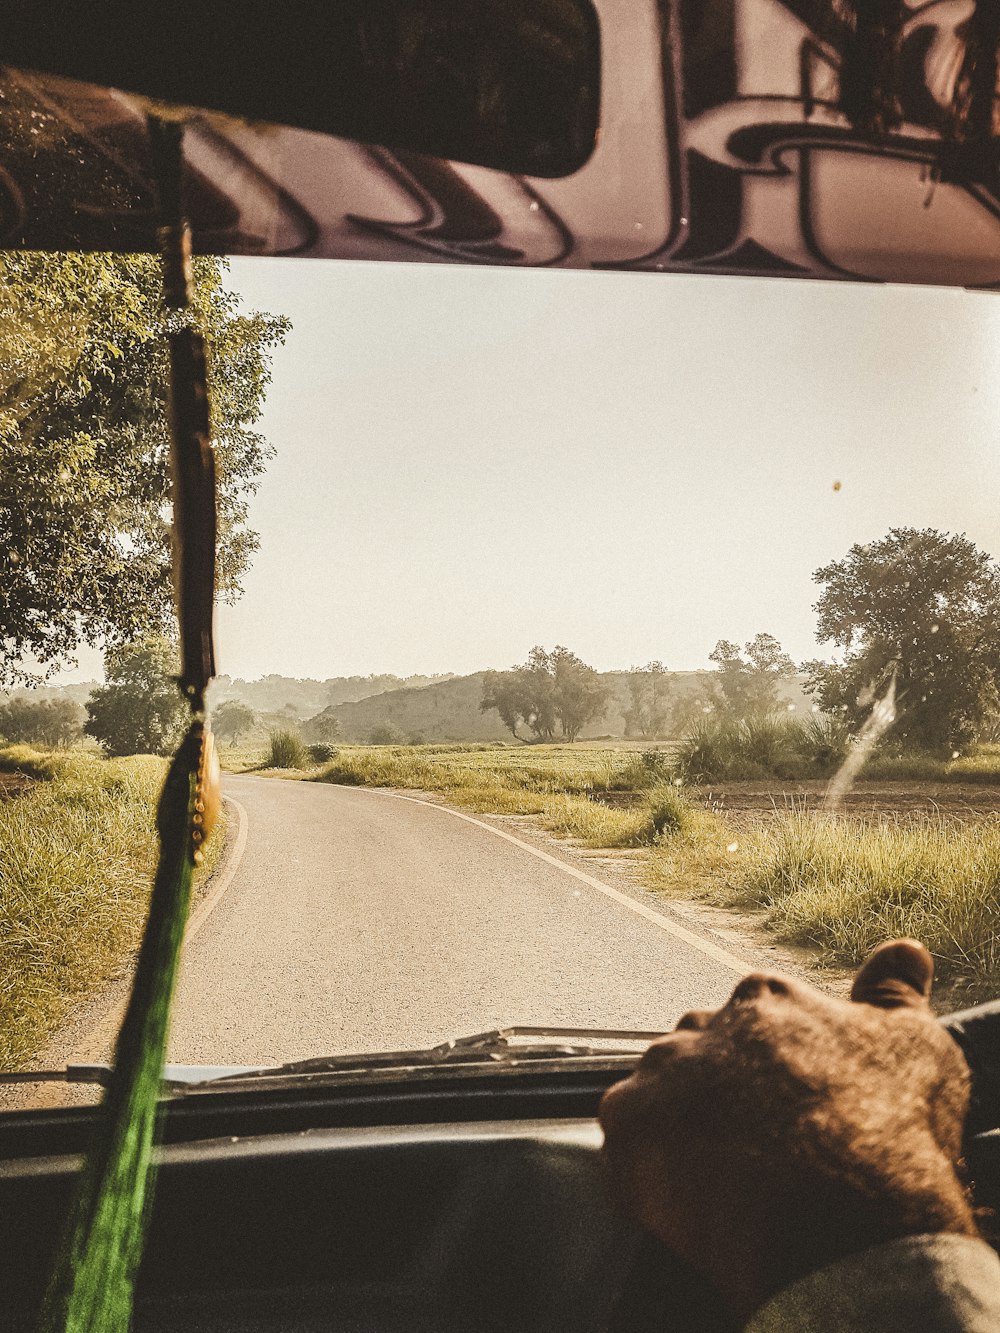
left=600, top=941, right=975, bottom=1319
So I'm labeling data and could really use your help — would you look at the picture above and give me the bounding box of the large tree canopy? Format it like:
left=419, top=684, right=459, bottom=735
left=481, top=645, right=608, bottom=742
left=0, top=252, right=289, bottom=684
left=803, top=528, right=1000, bottom=749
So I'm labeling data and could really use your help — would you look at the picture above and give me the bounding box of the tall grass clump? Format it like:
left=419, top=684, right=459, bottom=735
left=676, top=716, right=809, bottom=782
left=715, top=811, right=1000, bottom=993
left=0, top=748, right=226, bottom=1068
left=542, top=784, right=692, bottom=848
left=267, top=729, right=308, bottom=769
left=0, top=752, right=165, bottom=1067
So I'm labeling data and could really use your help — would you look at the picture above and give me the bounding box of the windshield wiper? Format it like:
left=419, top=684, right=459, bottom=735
left=199, top=1026, right=663, bottom=1086
left=0, top=1064, right=264, bottom=1092
left=0, top=1029, right=662, bottom=1098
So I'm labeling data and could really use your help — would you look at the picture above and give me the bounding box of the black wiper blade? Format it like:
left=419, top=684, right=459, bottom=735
left=0, top=1065, right=114, bottom=1088
left=201, top=1026, right=663, bottom=1085
left=0, top=1064, right=260, bottom=1093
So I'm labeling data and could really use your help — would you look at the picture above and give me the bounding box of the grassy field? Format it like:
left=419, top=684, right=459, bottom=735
left=304, top=741, right=1000, bottom=1002
left=0, top=745, right=224, bottom=1069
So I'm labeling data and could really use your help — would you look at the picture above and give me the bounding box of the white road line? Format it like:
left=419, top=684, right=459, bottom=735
left=185, top=794, right=249, bottom=944
left=341, top=784, right=751, bottom=977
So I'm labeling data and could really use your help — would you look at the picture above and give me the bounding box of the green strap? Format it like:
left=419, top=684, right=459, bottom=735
left=40, top=723, right=203, bottom=1333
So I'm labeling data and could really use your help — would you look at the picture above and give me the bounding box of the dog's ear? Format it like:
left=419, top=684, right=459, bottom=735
left=850, top=939, right=934, bottom=1012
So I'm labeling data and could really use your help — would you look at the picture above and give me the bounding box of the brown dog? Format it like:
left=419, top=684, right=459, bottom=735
left=599, top=941, right=978, bottom=1325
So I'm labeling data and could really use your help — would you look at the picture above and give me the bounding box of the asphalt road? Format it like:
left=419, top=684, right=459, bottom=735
left=167, top=775, right=767, bottom=1066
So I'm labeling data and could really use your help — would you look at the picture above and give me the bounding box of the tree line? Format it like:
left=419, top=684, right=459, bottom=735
left=478, top=529, right=1000, bottom=753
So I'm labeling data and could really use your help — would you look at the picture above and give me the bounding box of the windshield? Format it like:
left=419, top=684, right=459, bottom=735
left=4, top=252, right=1000, bottom=1108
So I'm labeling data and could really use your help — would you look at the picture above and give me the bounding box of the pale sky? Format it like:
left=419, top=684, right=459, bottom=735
left=63, top=260, right=1000, bottom=683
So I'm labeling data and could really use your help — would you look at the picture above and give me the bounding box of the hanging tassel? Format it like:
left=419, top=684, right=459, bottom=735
left=837, top=0, right=908, bottom=137
left=39, top=114, right=220, bottom=1332
left=955, top=0, right=1000, bottom=143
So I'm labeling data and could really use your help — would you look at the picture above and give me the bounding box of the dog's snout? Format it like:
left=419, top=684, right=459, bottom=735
left=731, top=973, right=790, bottom=1002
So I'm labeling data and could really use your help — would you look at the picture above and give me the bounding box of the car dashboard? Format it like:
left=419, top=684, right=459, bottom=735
left=2, top=1068, right=998, bottom=1333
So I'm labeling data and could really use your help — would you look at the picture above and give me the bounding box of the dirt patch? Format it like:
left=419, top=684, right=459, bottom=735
left=690, top=780, right=1000, bottom=822
left=0, top=770, right=35, bottom=801
left=587, top=789, right=646, bottom=809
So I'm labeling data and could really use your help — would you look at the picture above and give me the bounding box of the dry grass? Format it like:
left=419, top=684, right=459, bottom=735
left=651, top=807, right=1000, bottom=1001
left=0, top=746, right=223, bottom=1068
left=315, top=744, right=688, bottom=847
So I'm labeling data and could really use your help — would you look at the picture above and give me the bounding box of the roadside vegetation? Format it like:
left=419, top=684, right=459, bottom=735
left=313, top=742, right=689, bottom=847
left=0, top=745, right=223, bottom=1069
left=649, top=809, right=1000, bottom=1006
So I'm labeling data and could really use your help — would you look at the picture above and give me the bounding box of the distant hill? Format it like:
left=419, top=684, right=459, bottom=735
left=303, top=671, right=815, bottom=744
left=209, top=672, right=455, bottom=717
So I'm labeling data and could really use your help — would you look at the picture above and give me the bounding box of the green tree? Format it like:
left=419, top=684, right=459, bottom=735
left=84, top=638, right=188, bottom=757
left=550, top=645, right=609, bottom=740
left=479, top=670, right=529, bottom=741
left=212, top=699, right=257, bottom=747
left=709, top=633, right=796, bottom=719
left=480, top=645, right=607, bottom=742
left=0, top=695, right=84, bottom=747
left=1, top=252, right=289, bottom=684
left=623, top=661, right=671, bottom=738
left=803, top=528, right=1000, bottom=749
left=306, top=711, right=342, bottom=744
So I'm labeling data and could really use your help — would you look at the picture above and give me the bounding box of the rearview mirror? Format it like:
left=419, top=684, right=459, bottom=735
left=0, top=0, right=600, bottom=178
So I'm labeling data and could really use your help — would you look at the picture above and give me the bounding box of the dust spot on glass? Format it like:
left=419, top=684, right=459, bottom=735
left=634, top=221, right=644, bottom=230
left=952, top=750, right=961, bottom=760
left=787, top=703, right=796, bottom=711
left=727, top=842, right=739, bottom=854
left=931, top=624, right=940, bottom=634
left=832, top=479, right=842, bottom=492
left=679, top=216, right=689, bottom=226
left=528, top=200, right=540, bottom=212
left=673, top=778, right=683, bottom=787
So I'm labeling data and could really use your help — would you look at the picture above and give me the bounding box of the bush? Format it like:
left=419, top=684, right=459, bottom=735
left=268, top=729, right=307, bottom=769
left=675, top=714, right=864, bottom=783
left=676, top=717, right=807, bottom=782
left=367, top=724, right=404, bottom=745
left=307, top=742, right=336, bottom=765
left=612, top=748, right=673, bottom=790
left=792, top=714, right=853, bottom=773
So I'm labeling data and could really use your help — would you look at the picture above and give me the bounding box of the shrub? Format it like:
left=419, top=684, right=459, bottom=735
left=612, top=748, right=673, bottom=790
left=0, top=697, right=84, bottom=748
left=792, top=714, right=853, bottom=773
left=268, top=729, right=307, bottom=769
left=307, top=742, right=336, bottom=765
left=675, top=717, right=806, bottom=782
left=367, top=724, right=404, bottom=745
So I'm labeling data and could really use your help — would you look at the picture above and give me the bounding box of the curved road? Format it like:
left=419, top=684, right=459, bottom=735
left=167, top=775, right=765, bottom=1066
